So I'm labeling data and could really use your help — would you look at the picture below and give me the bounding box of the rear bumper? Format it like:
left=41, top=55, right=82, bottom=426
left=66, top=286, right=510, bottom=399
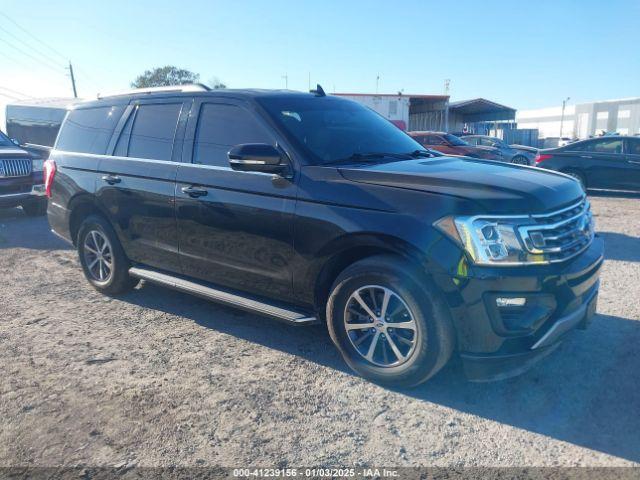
left=439, top=235, right=604, bottom=381
left=47, top=200, right=73, bottom=244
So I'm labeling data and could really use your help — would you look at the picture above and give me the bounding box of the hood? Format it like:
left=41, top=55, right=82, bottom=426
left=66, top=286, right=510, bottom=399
left=0, top=146, right=31, bottom=158
left=338, top=156, right=583, bottom=214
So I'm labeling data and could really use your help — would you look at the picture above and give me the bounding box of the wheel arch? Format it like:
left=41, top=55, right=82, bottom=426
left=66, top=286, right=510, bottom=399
left=67, top=194, right=114, bottom=246
left=311, top=232, right=442, bottom=316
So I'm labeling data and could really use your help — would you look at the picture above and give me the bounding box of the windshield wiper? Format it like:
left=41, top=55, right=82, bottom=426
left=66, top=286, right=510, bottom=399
left=325, top=152, right=412, bottom=165
left=407, top=149, right=438, bottom=158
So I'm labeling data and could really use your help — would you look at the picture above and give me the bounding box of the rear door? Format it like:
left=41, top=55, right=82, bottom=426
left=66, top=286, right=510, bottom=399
left=175, top=98, right=297, bottom=300
left=565, top=138, right=626, bottom=189
left=623, top=138, right=640, bottom=191
left=96, top=97, right=191, bottom=272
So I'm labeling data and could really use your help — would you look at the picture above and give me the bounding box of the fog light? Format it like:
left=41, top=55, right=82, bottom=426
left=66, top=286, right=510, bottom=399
left=496, top=297, right=526, bottom=307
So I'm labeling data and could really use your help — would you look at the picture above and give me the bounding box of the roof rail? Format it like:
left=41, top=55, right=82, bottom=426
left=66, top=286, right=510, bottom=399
left=97, top=83, right=210, bottom=99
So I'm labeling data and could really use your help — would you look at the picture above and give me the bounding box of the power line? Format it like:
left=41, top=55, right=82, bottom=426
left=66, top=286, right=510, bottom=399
left=0, top=24, right=66, bottom=71
left=0, top=12, right=68, bottom=63
left=0, top=86, right=34, bottom=98
left=0, top=36, right=67, bottom=75
left=0, top=92, right=21, bottom=101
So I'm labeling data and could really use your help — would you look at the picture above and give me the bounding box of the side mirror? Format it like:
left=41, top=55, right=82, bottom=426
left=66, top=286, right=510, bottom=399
left=11, top=138, right=20, bottom=146
left=228, top=144, right=289, bottom=175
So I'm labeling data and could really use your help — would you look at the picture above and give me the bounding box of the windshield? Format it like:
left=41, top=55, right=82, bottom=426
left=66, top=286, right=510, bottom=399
left=257, top=96, right=425, bottom=164
left=0, top=131, right=13, bottom=147
left=443, top=134, right=469, bottom=146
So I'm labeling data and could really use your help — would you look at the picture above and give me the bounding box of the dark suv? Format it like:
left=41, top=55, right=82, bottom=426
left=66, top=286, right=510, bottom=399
left=0, top=129, right=47, bottom=216
left=46, top=85, right=603, bottom=386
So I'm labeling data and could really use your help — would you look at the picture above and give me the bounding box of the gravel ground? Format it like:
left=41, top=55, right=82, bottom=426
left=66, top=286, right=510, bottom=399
left=0, top=193, right=639, bottom=468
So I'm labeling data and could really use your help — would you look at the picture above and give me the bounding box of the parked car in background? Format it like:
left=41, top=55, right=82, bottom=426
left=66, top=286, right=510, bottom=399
left=46, top=85, right=602, bottom=386
left=535, top=136, right=640, bottom=191
left=509, top=143, right=539, bottom=155
left=408, top=131, right=503, bottom=161
left=461, top=135, right=535, bottom=165
left=541, top=137, right=575, bottom=149
left=0, top=129, right=47, bottom=216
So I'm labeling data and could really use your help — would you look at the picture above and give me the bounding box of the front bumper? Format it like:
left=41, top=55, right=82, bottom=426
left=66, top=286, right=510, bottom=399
left=438, top=235, right=604, bottom=381
left=0, top=174, right=46, bottom=207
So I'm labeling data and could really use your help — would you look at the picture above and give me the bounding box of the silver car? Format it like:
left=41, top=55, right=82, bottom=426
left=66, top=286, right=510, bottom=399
left=463, top=135, right=536, bottom=165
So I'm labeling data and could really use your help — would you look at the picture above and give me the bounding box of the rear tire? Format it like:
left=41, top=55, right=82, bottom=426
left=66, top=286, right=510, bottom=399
left=77, top=215, right=139, bottom=295
left=511, top=155, right=529, bottom=166
left=326, top=255, right=454, bottom=387
left=22, top=200, right=47, bottom=217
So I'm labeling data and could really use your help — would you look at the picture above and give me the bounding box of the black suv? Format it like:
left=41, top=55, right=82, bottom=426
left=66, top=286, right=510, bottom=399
left=0, top=129, right=47, bottom=216
left=46, top=85, right=603, bottom=386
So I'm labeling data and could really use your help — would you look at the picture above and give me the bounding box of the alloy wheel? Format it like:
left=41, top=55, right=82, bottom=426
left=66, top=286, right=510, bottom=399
left=83, top=230, right=113, bottom=283
left=343, top=285, right=419, bottom=367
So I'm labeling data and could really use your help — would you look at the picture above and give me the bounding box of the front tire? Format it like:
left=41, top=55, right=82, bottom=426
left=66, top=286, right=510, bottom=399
left=77, top=215, right=139, bottom=295
left=326, top=255, right=454, bottom=387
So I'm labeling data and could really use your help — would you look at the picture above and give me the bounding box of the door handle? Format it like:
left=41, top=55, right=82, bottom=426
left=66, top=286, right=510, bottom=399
left=101, top=174, right=121, bottom=185
left=579, top=155, right=593, bottom=159
left=181, top=185, right=208, bottom=198
left=629, top=160, right=640, bottom=166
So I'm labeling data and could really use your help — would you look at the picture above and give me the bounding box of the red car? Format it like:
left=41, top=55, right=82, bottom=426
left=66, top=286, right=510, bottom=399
left=409, top=131, right=503, bottom=161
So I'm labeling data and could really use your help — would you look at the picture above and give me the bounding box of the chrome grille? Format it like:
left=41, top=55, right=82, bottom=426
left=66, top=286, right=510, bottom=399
left=0, top=158, right=32, bottom=178
left=518, top=198, right=594, bottom=262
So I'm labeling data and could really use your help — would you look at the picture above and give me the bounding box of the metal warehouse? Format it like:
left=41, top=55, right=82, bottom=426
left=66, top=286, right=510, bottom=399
left=334, top=93, right=516, bottom=134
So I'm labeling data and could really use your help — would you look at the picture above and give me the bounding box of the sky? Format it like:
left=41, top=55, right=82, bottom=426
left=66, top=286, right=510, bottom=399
left=1, top=0, right=639, bottom=111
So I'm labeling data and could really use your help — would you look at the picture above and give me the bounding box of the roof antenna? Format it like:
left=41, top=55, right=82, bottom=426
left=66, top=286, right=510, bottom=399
left=310, top=84, right=326, bottom=97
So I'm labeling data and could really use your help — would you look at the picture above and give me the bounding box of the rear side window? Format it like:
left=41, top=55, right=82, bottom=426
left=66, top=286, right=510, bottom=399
left=126, top=103, right=182, bottom=161
left=628, top=139, right=640, bottom=155
left=56, top=106, right=124, bottom=154
left=193, top=103, right=273, bottom=167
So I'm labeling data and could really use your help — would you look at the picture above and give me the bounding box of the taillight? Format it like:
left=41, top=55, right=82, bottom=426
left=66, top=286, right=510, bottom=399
left=43, top=159, right=56, bottom=198
left=535, top=153, right=553, bottom=164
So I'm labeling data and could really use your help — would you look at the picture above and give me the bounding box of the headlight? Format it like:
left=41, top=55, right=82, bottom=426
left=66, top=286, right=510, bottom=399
left=32, top=159, right=45, bottom=172
left=435, top=205, right=595, bottom=266
left=435, top=216, right=529, bottom=265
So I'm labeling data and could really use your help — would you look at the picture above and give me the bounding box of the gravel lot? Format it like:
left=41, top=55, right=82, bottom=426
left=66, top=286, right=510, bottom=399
left=0, top=193, right=639, bottom=468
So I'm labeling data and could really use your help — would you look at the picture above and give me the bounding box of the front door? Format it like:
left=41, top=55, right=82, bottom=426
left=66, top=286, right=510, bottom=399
left=175, top=99, right=297, bottom=300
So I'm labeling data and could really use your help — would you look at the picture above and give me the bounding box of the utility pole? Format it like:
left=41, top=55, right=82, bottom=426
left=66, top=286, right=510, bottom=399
left=376, top=75, right=380, bottom=94
left=68, top=61, right=78, bottom=98
left=281, top=74, right=288, bottom=89
left=308, top=72, right=311, bottom=91
left=559, top=96, right=570, bottom=139
left=444, top=78, right=450, bottom=95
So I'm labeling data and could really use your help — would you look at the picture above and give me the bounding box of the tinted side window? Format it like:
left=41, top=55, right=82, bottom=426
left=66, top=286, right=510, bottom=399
left=56, top=106, right=125, bottom=154
left=591, top=139, right=623, bottom=154
left=127, top=103, right=182, bottom=161
left=628, top=139, right=640, bottom=155
left=193, top=103, right=273, bottom=167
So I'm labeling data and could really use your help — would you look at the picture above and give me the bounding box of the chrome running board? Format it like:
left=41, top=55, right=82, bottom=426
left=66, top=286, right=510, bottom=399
left=129, top=267, right=319, bottom=326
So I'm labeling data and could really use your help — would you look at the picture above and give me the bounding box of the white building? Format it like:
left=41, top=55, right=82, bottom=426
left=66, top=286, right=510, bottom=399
left=517, top=97, right=640, bottom=140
